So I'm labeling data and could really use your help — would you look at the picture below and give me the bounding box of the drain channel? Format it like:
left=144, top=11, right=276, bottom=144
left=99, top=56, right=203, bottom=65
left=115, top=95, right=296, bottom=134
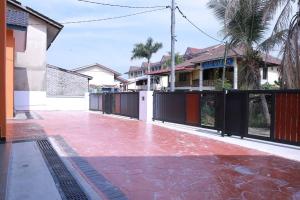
left=37, top=140, right=88, bottom=200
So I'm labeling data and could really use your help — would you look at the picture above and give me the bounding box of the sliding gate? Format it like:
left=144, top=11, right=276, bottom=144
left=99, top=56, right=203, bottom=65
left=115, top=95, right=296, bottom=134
left=153, top=90, right=300, bottom=146
left=153, top=91, right=225, bottom=132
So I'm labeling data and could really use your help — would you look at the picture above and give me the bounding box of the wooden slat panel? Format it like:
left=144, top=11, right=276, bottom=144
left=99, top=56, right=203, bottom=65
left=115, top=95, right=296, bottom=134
left=114, top=94, right=121, bottom=114
left=283, top=93, right=288, bottom=141
left=286, top=93, right=292, bottom=142
left=296, top=93, right=300, bottom=143
left=290, top=94, right=297, bottom=143
left=274, top=94, right=282, bottom=140
left=185, top=94, right=200, bottom=125
left=275, top=92, right=300, bottom=144
left=275, top=93, right=283, bottom=140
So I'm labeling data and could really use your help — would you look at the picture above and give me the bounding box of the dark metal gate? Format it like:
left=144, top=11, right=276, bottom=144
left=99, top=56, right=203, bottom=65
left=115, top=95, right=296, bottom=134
left=153, top=91, right=225, bottom=132
left=90, top=93, right=139, bottom=119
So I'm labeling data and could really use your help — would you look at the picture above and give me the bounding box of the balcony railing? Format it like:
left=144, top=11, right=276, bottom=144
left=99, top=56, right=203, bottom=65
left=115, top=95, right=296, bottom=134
left=175, top=80, right=216, bottom=88
left=175, top=81, right=191, bottom=87
left=203, top=80, right=216, bottom=87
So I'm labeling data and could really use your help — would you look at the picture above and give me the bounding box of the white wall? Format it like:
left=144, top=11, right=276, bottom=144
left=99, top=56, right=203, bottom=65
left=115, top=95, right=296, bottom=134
left=76, top=66, right=115, bottom=86
left=261, top=66, right=280, bottom=85
left=14, top=16, right=48, bottom=91
left=14, top=91, right=89, bottom=111
left=15, top=17, right=47, bottom=70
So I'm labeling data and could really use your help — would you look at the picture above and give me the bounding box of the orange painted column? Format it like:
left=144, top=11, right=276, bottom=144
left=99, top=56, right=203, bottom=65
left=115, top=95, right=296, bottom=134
left=0, top=0, right=6, bottom=139
left=6, top=30, right=14, bottom=119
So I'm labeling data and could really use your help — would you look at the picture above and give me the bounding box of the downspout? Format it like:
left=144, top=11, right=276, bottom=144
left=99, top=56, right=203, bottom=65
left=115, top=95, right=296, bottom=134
left=0, top=0, right=6, bottom=140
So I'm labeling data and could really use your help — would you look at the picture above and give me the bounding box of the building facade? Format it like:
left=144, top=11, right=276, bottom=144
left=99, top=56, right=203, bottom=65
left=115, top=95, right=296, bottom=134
left=128, top=45, right=281, bottom=91
left=72, top=63, right=128, bottom=92
left=6, top=0, right=63, bottom=115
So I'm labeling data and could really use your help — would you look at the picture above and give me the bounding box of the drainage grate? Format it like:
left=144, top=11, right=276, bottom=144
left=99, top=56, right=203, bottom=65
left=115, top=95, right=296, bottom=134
left=52, top=135, right=128, bottom=200
left=37, top=140, right=88, bottom=200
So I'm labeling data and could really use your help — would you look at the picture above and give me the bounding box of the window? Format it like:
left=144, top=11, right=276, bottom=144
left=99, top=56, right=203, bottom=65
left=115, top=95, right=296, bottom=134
left=263, top=67, right=268, bottom=80
left=179, top=73, right=188, bottom=82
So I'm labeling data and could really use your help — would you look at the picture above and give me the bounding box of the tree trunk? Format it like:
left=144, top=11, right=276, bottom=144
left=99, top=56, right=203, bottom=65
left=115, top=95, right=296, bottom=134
left=260, top=95, right=271, bottom=126
left=147, top=61, right=151, bottom=91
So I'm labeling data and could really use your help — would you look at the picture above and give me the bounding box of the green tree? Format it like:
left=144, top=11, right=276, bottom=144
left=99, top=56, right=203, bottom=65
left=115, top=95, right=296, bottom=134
left=255, top=0, right=299, bottom=88
left=131, top=37, right=163, bottom=91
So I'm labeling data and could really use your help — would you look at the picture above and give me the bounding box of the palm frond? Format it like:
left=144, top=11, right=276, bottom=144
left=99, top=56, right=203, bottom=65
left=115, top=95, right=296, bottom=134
left=259, top=29, right=288, bottom=51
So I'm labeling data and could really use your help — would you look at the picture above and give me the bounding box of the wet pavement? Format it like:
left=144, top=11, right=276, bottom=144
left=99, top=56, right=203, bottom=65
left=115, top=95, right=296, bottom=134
left=6, top=111, right=300, bottom=200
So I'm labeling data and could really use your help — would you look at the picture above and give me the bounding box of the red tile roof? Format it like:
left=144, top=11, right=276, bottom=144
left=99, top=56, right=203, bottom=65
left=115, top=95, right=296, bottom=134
left=189, top=44, right=281, bottom=65
left=185, top=47, right=202, bottom=55
left=147, top=66, right=194, bottom=75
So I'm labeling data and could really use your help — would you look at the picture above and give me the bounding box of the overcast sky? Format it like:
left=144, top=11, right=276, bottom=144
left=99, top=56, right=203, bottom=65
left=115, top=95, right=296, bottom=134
left=18, top=0, right=283, bottom=77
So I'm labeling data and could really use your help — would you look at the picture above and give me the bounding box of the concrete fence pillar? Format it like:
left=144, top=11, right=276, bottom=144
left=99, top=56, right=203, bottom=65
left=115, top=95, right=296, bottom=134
left=199, top=67, right=203, bottom=91
left=139, top=91, right=153, bottom=123
left=233, top=58, right=238, bottom=89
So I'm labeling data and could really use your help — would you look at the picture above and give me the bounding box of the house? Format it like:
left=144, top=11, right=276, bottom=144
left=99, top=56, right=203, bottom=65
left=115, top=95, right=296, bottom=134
left=147, top=44, right=281, bottom=91
left=72, top=63, right=128, bottom=92
left=125, top=58, right=170, bottom=91
left=5, top=0, right=63, bottom=116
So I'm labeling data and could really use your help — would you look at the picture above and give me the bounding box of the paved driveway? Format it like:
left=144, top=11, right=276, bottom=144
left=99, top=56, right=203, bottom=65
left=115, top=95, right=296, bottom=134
left=7, top=111, right=300, bottom=200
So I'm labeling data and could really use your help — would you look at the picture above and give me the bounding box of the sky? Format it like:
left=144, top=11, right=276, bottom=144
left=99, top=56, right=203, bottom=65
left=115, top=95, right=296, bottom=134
left=18, top=0, right=288, bottom=77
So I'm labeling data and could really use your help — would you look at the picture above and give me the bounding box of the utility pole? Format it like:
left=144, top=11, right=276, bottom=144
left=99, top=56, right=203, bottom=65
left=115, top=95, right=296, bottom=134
left=170, top=0, right=176, bottom=92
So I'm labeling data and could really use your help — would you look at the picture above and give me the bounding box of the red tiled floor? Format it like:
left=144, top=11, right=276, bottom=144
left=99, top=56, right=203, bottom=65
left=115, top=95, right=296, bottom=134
left=6, top=111, right=300, bottom=200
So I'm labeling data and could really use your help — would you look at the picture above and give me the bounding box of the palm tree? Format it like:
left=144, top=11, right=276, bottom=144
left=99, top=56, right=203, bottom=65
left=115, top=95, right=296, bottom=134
left=208, top=0, right=273, bottom=124
left=257, top=0, right=299, bottom=88
left=131, top=37, right=163, bottom=91
left=208, top=0, right=271, bottom=89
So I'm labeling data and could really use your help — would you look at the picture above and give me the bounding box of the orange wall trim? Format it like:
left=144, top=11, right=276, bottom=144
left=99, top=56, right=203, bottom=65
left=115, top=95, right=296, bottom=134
left=6, top=30, right=14, bottom=119
left=0, top=0, right=7, bottom=139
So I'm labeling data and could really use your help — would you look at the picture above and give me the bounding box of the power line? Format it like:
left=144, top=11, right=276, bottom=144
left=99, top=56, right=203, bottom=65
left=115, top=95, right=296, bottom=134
left=176, top=6, right=223, bottom=43
left=77, top=0, right=168, bottom=9
left=30, top=8, right=169, bottom=25
left=62, top=7, right=168, bottom=24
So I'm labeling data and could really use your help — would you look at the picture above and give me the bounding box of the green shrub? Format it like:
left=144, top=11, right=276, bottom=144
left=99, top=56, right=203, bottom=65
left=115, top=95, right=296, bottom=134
left=214, top=79, right=232, bottom=90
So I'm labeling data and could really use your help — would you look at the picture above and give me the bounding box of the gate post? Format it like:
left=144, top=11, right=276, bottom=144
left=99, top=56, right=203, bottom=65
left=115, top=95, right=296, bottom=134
left=139, top=91, right=153, bottom=122
left=222, top=90, right=227, bottom=137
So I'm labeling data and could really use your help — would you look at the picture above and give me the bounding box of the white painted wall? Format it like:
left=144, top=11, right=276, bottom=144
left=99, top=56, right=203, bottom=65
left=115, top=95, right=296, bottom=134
left=139, top=91, right=153, bottom=122
left=76, top=66, right=115, bottom=86
left=127, top=82, right=137, bottom=90
left=14, top=17, right=47, bottom=70
left=14, top=91, right=89, bottom=111
left=261, top=66, right=280, bottom=85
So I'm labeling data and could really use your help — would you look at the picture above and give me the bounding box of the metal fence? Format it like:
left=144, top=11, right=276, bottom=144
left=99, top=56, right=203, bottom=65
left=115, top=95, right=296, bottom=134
left=153, top=91, right=225, bottom=131
left=153, top=90, right=300, bottom=146
left=90, top=93, right=139, bottom=119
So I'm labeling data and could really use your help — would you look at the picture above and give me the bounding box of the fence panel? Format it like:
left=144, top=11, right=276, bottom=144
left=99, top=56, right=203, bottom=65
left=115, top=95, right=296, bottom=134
left=153, top=91, right=224, bottom=131
left=90, top=94, right=102, bottom=111
left=185, top=93, right=200, bottom=125
left=153, top=93, right=165, bottom=121
left=114, top=94, right=121, bottom=114
left=246, top=93, right=274, bottom=140
left=165, top=93, right=186, bottom=124
left=275, top=92, right=300, bottom=145
left=225, top=91, right=248, bottom=137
